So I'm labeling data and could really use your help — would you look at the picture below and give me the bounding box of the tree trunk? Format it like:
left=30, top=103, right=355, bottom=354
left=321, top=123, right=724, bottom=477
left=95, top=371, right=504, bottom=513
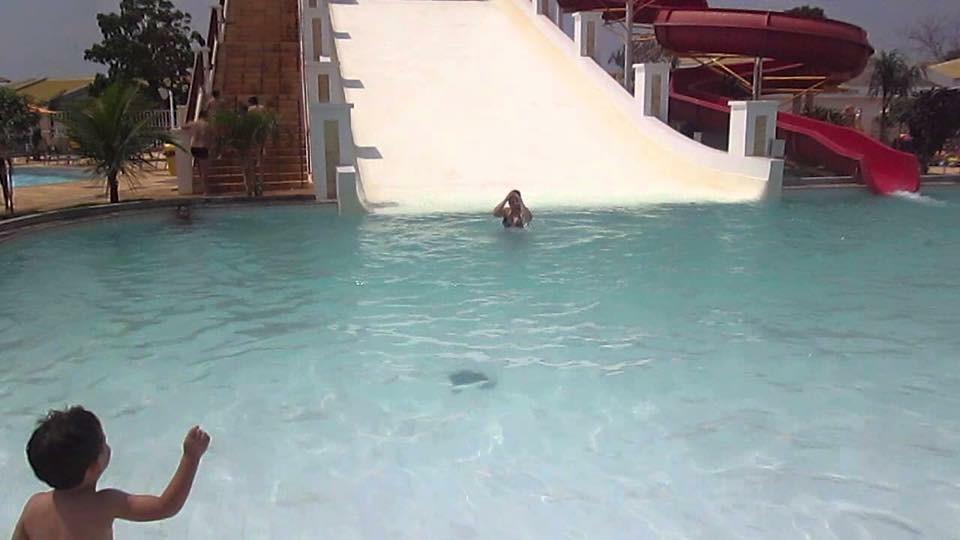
left=242, top=157, right=256, bottom=197
left=879, top=90, right=888, bottom=144
left=108, top=172, right=119, bottom=203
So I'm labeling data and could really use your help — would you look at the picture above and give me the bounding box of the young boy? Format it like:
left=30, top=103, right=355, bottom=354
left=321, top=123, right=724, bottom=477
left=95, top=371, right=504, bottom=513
left=12, top=406, right=210, bottom=540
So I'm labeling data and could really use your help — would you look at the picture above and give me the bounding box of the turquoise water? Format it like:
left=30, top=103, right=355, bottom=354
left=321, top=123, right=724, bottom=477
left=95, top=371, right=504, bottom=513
left=11, top=166, right=89, bottom=187
left=1, top=195, right=959, bottom=538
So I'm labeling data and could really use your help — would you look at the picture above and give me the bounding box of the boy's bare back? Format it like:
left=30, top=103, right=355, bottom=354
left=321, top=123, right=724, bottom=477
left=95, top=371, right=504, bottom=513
left=15, top=490, right=116, bottom=540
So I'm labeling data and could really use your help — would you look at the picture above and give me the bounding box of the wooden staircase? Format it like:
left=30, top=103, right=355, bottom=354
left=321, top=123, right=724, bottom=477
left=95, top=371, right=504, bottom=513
left=201, top=0, right=309, bottom=194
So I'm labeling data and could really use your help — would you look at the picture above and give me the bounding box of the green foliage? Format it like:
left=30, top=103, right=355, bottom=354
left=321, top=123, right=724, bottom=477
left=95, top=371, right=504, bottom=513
left=608, top=39, right=676, bottom=70
left=214, top=109, right=280, bottom=196
left=801, top=105, right=847, bottom=126
left=868, top=51, right=921, bottom=143
left=784, top=5, right=826, bottom=19
left=896, top=88, right=960, bottom=173
left=0, top=87, right=39, bottom=153
left=214, top=110, right=280, bottom=158
left=64, top=82, right=178, bottom=203
left=84, top=0, right=202, bottom=104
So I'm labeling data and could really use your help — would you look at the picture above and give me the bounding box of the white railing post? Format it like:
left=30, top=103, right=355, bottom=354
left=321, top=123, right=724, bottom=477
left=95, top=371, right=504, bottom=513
left=309, top=103, right=355, bottom=200
left=173, top=129, right=194, bottom=195
left=533, top=0, right=548, bottom=16
left=336, top=166, right=368, bottom=214
left=573, top=12, right=601, bottom=60
left=727, top=100, right=779, bottom=158
left=633, top=63, right=670, bottom=123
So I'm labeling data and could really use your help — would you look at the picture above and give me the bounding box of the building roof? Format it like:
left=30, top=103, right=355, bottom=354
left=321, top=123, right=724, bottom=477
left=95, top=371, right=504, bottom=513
left=927, top=58, right=960, bottom=86
left=8, top=77, right=95, bottom=104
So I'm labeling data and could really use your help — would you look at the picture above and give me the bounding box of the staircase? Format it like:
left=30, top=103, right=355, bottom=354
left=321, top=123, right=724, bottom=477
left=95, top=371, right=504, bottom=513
left=202, top=0, right=309, bottom=194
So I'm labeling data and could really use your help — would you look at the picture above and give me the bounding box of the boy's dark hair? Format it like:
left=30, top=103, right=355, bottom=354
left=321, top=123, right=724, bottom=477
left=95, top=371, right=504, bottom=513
left=27, top=407, right=104, bottom=489
left=211, top=90, right=221, bottom=98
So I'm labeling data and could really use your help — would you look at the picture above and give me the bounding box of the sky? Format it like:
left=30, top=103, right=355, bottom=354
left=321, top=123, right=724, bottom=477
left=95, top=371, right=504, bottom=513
left=1, top=0, right=958, bottom=80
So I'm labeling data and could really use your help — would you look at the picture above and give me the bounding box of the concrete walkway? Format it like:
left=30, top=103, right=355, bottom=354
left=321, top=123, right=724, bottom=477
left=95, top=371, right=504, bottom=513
left=2, top=170, right=316, bottom=220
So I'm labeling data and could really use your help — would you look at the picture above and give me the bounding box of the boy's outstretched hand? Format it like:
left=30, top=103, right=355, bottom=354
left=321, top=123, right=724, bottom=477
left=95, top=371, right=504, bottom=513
left=183, top=426, right=211, bottom=460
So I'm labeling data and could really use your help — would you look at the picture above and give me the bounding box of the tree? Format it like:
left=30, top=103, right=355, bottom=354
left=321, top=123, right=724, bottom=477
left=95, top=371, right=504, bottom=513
left=907, top=14, right=960, bottom=62
left=214, top=110, right=280, bottom=197
left=897, top=88, right=960, bottom=173
left=868, top=51, right=920, bottom=144
left=84, top=0, right=202, bottom=104
left=608, top=37, right=675, bottom=72
left=801, top=105, right=847, bottom=126
left=0, top=87, right=39, bottom=154
left=784, top=5, right=826, bottom=19
left=65, top=82, right=178, bottom=203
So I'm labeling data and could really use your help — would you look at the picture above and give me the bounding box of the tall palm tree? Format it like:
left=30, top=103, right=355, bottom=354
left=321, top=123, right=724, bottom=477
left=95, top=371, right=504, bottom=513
left=868, top=51, right=921, bottom=143
left=65, top=82, right=177, bottom=203
left=214, top=109, right=279, bottom=197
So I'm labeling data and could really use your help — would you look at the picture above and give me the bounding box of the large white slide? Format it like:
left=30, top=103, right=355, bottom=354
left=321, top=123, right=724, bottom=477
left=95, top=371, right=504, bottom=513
left=328, top=0, right=776, bottom=212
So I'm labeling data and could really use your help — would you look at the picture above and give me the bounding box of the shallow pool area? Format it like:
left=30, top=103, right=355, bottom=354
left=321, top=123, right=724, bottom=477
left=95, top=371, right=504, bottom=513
left=11, top=166, right=91, bottom=187
left=1, top=195, right=959, bottom=538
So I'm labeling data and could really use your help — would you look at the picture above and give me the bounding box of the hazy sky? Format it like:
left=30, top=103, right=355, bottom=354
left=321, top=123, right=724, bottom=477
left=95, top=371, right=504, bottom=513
left=1, top=0, right=957, bottom=80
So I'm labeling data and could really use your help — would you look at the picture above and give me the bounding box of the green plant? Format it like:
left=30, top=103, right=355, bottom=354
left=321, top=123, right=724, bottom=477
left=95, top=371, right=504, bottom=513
left=0, top=87, right=39, bottom=154
left=784, top=5, right=826, bottom=19
left=608, top=38, right=676, bottom=71
left=214, top=110, right=280, bottom=197
left=868, top=50, right=921, bottom=143
left=896, top=88, right=960, bottom=173
left=64, top=82, right=179, bottom=203
left=801, top=104, right=848, bottom=126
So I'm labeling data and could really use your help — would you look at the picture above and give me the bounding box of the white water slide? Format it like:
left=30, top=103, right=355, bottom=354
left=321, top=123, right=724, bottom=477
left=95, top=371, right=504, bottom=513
left=328, top=0, right=779, bottom=212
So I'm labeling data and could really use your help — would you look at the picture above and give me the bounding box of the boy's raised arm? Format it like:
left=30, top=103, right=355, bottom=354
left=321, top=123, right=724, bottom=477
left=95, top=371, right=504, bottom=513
left=104, top=426, right=210, bottom=522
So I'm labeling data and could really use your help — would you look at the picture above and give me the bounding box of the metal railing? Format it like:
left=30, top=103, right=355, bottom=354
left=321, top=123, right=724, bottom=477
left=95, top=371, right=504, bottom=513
left=297, top=0, right=312, bottom=186
left=49, top=110, right=175, bottom=138
left=186, top=0, right=228, bottom=123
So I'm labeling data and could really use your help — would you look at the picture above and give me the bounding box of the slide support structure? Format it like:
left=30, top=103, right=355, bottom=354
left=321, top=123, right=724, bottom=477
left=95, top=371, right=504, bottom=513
left=633, top=63, right=671, bottom=123
left=728, top=100, right=779, bottom=158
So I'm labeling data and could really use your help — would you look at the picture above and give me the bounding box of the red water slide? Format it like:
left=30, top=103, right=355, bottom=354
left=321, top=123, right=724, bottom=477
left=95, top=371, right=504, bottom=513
left=557, top=0, right=921, bottom=193
left=650, top=6, right=920, bottom=193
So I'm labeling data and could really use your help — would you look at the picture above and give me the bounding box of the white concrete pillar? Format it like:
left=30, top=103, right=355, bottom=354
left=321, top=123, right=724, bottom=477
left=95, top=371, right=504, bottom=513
left=173, top=130, right=194, bottom=195
left=533, top=0, right=548, bottom=16
left=633, top=63, right=670, bottom=123
left=336, top=166, right=368, bottom=214
left=573, top=12, right=601, bottom=60
left=728, top=100, right=778, bottom=158
left=308, top=103, right=355, bottom=200
left=305, top=60, right=341, bottom=104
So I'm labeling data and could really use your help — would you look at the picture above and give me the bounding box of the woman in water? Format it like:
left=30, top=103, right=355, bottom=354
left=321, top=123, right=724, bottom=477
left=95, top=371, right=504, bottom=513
left=493, top=190, right=532, bottom=228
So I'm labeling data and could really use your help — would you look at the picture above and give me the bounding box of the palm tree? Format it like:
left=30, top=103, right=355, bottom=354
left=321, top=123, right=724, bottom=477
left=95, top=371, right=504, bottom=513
left=868, top=51, right=921, bottom=143
left=214, top=109, right=279, bottom=197
left=65, top=82, right=177, bottom=203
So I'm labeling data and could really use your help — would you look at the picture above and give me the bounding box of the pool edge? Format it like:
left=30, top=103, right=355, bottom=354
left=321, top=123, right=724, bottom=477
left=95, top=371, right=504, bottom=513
left=0, top=195, right=334, bottom=241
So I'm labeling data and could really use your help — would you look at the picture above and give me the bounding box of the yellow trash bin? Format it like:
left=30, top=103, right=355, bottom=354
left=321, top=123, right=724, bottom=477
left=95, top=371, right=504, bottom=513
left=163, top=144, right=177, bottom=176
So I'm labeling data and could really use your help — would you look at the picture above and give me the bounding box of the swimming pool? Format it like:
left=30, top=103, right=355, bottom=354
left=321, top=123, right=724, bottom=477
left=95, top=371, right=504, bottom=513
left=11, top=166, right=90, bottom=187
left=1, top=195, right=959, bottom=538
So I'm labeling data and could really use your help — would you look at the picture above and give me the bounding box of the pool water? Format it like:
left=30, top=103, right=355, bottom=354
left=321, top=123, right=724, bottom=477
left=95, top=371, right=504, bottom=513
left=11, top=166, right=90, bottom=187
left=1, top=195, right=959, bottom=538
